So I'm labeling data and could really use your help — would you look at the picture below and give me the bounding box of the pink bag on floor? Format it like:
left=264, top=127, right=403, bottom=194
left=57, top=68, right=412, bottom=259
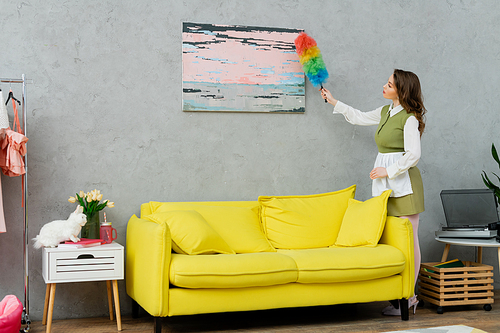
left=0, top=295, right=22, bottom=333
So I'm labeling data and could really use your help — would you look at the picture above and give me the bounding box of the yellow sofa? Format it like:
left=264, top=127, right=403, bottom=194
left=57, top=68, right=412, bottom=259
left=126, top=186, right=414, bottom=332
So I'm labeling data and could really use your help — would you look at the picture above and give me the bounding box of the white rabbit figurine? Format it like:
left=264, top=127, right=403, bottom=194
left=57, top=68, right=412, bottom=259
left=33, top=206, right=87, bottom=248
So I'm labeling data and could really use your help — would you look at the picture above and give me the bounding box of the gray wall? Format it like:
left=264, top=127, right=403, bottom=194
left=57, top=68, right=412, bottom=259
left=1, top=0, right=499, bottom=321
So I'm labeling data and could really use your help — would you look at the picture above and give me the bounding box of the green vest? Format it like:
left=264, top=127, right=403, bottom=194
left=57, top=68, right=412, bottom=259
left=375, top=105, right=414, bottom=153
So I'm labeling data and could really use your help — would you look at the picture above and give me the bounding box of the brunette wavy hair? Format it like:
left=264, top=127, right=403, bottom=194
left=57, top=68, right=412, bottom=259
left=393, top=69, right=427, bottom=136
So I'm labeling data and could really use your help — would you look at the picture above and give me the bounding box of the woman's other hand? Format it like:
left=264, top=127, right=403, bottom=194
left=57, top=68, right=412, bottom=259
left=320, top=87, right=338, bottom=106
left=370, top=167, right=388, bottom=180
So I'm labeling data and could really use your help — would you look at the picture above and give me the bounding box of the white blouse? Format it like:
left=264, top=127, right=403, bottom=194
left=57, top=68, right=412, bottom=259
left=333, top=101, right=421, bottom=197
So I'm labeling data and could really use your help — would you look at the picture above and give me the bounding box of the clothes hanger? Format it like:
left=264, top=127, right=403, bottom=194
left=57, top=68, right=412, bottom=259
left=5, top=89, right=21, bottom=106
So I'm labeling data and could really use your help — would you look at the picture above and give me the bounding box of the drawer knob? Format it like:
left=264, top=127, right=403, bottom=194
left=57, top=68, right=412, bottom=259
left=77, top=254, right=95, bottom=259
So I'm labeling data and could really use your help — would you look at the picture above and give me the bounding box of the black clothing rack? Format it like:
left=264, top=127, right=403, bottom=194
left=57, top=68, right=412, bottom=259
left=1, top=74, right=33, bottom=332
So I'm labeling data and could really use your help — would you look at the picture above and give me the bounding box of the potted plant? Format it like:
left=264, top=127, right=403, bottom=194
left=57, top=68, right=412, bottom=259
left=482, top=143, right=500, bottom=204
left=68, top=190, right=115, bottom=239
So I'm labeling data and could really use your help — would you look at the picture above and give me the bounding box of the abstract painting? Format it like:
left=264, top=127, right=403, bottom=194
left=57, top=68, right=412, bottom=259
left=182, top=22, right=305, bottom=113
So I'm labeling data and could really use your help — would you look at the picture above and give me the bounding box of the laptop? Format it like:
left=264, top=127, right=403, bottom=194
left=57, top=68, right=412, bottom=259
left=435, top=189, right=499, bottom=238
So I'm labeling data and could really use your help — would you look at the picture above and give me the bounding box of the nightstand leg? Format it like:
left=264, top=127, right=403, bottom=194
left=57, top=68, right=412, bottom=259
left=441, top=244, right=451, bottom=262
left=106, top=280, right=114, bottom=321
left=478, top=246, right=483, bottom=264
left=42, top=284, right=50, bottom=325
left=46, top=283, right=56, bottom=333
left=112, top=280, right=122, bottom=331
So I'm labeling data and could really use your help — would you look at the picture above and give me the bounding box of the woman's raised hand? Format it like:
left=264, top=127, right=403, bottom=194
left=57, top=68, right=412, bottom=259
left=320, top=87, right=337, bottom=106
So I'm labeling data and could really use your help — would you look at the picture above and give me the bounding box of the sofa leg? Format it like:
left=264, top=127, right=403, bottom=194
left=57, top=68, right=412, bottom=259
left=154, top=317, right=162, bottom=333
left=132, top=299, right=140, bottom=319
left=400, top=298, right=409, bottom=321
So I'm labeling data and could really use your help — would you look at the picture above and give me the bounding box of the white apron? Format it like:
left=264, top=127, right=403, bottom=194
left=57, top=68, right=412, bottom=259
left=372, top=152, right=413, bottom=198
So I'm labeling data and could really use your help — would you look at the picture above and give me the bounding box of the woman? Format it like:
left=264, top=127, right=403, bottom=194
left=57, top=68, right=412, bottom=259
left=320, top=69, right=426, bottom=315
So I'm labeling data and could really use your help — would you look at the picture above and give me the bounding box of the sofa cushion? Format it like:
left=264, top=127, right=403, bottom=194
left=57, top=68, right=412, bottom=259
left=278, top=245, right=405, bottom=283
left=170, top=252, right=298, bottom=289
left=155, top=203, right=275, bottom=253
left=335, top=190, right=391, bottom=247
left=258, top=185, right=356, bottom=249
left=144, top=211, right=235, bottom=255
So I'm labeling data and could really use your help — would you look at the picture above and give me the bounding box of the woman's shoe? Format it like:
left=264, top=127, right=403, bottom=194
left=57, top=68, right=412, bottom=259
left=409, top=296, right=419, bottom=314
left=381, top=304, right=395, bottom=314
left=382, top=296, right=418, bottom=316
left=382, top=304, right=400, bottom=316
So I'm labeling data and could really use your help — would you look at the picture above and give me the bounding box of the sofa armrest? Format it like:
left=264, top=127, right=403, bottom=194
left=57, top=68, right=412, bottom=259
left=379, top=216, right=415, bottom=298
left=126, top=214, right=171, bottom=317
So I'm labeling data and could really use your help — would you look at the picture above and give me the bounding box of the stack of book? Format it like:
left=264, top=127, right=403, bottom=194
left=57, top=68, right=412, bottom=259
left=433, top=259, right=465, bottom=269
left=422, top=259, right=465, bottom=277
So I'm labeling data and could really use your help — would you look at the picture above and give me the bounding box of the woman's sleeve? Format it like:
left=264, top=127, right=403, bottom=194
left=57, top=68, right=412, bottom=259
left=386, top=116, right=421, bottom=179
left=333, top=101, right=382, bottom=126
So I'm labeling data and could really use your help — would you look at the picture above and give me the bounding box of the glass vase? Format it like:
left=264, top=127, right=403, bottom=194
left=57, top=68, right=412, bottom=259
left=81, top=212, right=100, bottom=239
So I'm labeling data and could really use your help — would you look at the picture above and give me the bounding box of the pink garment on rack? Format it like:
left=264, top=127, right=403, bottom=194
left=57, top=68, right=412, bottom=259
left=0, top=99, right=27, bottom=177
left=0, top=128, right=4, bottom=232
left=0, top=96, right=28, bottom=209
left=0, top=175, right=5, bottom=233
left=1, top=129, right=27, bottom=177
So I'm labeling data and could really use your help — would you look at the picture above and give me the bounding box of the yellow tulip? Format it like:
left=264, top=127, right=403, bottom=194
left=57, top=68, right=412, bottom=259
left=69, top=189, right=110, bottom=206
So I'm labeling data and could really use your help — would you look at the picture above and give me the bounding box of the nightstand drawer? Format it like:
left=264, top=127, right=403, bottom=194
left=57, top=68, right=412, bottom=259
left=42, top=243, right=124, bottom=283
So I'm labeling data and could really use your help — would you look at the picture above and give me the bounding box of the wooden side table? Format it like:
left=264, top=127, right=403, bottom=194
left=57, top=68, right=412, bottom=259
left=435, top=237, right=500, bottom=274
left=41, top=242, right=124, bottom=333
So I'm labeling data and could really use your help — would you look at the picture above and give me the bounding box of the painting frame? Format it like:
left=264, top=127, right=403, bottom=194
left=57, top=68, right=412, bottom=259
left=182, top=22, right=305, bottom=113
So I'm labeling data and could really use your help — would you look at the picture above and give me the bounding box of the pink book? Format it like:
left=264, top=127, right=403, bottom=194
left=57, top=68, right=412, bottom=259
left=58, top=238, right=105, bottom=248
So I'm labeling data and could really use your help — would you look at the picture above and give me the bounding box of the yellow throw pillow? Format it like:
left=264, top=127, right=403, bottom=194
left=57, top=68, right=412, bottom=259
left=144, top=211, right=235, bottom=255
left=155, top=204, right=275, bottom=253
left=258, top=185, right=356, bottom=249
left=334, top=190, right=392, bottom=247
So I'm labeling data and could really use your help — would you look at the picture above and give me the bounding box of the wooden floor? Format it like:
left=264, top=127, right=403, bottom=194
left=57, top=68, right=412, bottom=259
left=30, top=291, right=500, bottom=333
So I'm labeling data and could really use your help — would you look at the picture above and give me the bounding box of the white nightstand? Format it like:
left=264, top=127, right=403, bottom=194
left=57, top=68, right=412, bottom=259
left=41, top=242, right=124, bottom=333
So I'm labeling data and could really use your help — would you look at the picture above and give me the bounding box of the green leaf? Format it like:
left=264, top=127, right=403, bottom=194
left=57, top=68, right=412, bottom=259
left=492, top=143, right=500, bottom=168
left=96, top=201, right=108, bottom=211
left=481, top=175, right=489, bottom=188
left=482, top=172, right=494, bottom=188
left=88, top=201, right=97, bottom=214
left=493, top=172, right=500, bottom=184
left=482, top=172, right=500, bottom=206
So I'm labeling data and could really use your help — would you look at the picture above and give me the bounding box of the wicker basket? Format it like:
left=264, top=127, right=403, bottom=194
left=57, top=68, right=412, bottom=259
left=418, top=261, right=494, bottom=314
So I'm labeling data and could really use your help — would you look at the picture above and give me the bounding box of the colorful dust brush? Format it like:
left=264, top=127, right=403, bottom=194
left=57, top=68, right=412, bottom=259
left=294, top=32, right=329, bottom=102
